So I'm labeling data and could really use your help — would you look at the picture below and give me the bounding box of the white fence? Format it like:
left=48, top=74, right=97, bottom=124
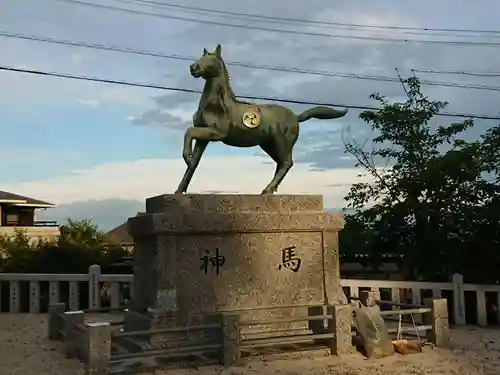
left=0, top=266, right=498, bottom=326
left=0, top=265, right=132, bottom=313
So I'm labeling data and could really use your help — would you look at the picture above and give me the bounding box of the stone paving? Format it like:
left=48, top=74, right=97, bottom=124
left=1, top=314, right=499, bottom=375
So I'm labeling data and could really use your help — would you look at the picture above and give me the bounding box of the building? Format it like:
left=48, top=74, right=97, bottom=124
left=0, top=190, right=59, bottom=242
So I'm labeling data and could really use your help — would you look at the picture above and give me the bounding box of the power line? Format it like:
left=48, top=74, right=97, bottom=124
left=3, top=30, right=500, bottom=92
left=1, top=64, right=499, bottom=121
left=118, top=0, right=500, bottom=34
left=53, top=0, right=500, bottom=47
left=107, top=0, right=500, bottom=38
left=413, top=69, right=500, bottom=77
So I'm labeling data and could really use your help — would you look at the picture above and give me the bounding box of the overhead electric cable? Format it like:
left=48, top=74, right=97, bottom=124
left=55, top=0, right=500, bottom=35
left=412, top=69, right=500, bottom=77
left=2, top=31, right=500, bottom=92
left=105, top=0, right=500, bottom=38
left=51, top=0, right=500, bottom=47
left=2, top=65, right=499, bottom=121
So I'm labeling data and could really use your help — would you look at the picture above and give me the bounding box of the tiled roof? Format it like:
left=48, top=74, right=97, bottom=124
left=0, top=190, right=54, bottom=206
left=103, top=212, right=145, bottom=244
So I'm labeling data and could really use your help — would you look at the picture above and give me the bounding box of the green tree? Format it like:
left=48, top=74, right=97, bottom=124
left=342, top=77, right=489, bottom=281
left=0, top=229, right=45, bottom=272
left=59, top=218, right=104, bottom=249
left=0, top=219, right=131, bottom=273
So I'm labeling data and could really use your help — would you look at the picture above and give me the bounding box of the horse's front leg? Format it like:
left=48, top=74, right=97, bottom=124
left=182, top=126, right=227, bottom=166
left=175, top=140, right=208, bottom=194
left=175, top=126, right=227, bottom=194
left=182, top=126, right=196, bottom=167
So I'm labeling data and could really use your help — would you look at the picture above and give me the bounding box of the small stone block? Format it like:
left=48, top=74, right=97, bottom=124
left=64, top=311, right=85, bottom=359
left=329, top=304, right=352, bottom=356
left=220, top=313, right=241, bottom=367
left=85, top=322, right=111, bottom=375
left=48, top=303, right=66, bottom=341
left=424, top=298, right=450, bottom=347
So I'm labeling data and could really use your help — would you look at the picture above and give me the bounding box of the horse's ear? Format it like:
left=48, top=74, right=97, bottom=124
left=215, top=44, right=222, bottom=57
left=203, top=48, right=208, bottom=55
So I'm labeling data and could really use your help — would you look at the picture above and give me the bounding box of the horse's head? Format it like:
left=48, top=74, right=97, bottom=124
left=190, top=44, right=224, bottom=79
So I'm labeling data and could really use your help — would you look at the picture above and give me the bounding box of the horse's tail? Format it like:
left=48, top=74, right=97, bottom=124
left=297, top=106, right=348, bottom=123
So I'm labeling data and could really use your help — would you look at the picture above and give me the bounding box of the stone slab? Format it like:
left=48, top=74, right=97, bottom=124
left=144, top=194, right=324, bottom=214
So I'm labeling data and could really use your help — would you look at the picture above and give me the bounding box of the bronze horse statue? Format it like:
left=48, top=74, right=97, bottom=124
left=175, top=44, right=348, bottom=195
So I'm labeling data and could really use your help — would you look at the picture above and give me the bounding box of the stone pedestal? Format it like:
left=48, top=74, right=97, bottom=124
left=127, top=194, right=346, bottom=328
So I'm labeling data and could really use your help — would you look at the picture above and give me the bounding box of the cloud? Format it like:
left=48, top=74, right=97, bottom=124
left=0, top=148, right=85, bottom=168
left=94, top=86, right=153, bottom=109
left=76, top=98, right=100, bottom=107
left=131, top=108, right=191, bottom=131
left=125, top=0, right=500, bottom=173
left=3, top=0, right=500, bottom=190
left=3, top=156, right=371, bottom=209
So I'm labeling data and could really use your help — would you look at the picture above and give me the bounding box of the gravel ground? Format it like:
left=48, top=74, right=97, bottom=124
left=1, top=314, right=499, bottom=375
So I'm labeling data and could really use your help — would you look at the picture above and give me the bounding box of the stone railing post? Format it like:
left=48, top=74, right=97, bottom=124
left=63, top=311, right=85, bottom=359
left=369, top=288, right=381, bottom=303
left=476, top=289, right=488, bottom=327
left=452, top=273, right=466, bottom=325
left=109, top=282, right=121, bottom=311
left=68, top=281, right=80, bottom=311
left=220, top=313, right=240, bottom=367
left=29, top=281, right=41, bottom=313
left=359, top=290, right=378, bottom=307
left=85, top=322, right=111, bottom=375
left=424, top=298, right=450, bottom=347
left=9, top=280, right=20, bottom=313
left=412, top=288, right=423, bottom=324
left=328, top=304, right=352, bottom=355
left=48, top=302, right=66, bottom=341
left=88, top=265, right=101, bottom=310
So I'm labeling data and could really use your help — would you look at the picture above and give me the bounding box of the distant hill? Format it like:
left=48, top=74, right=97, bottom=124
left=37, top=198, right=144, bottom=232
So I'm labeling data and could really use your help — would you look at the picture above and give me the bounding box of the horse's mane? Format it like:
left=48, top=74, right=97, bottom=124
left=218, top=56, right=251, bottom=105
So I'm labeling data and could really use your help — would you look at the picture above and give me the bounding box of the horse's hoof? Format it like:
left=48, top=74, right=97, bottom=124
left=174, top=190, right=185, bottom=195
left=260, top=190, right=274, bottom=195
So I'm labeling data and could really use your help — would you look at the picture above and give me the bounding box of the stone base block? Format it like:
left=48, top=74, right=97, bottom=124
left=128, top=194, right=347, bottom=321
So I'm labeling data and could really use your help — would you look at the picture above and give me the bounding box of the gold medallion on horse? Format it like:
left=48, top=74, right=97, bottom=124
left=242, top=106, right=262, bottom=129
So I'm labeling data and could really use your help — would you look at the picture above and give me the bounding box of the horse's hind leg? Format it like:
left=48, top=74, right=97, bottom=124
left=259, top=139, right=294, bottom=195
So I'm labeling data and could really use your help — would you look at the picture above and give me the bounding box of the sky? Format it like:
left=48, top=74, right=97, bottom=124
left=2, top=0, right=500, bottom=228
